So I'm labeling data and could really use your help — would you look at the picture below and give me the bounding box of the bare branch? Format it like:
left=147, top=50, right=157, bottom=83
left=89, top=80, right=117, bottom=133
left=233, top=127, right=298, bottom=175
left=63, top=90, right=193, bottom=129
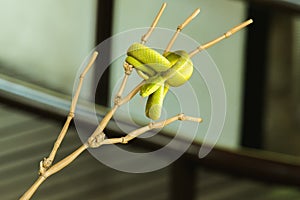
left=42, top=51, right=98, bottom=170
left=189, top=19, right=253, bottom=57
left=88, top=80, right=145, bottom=146
left=20, top=145, right=88, bottom=200
left=164, top=8, right=200, bottom=53
left=141, top=3, right=167, bottom=44
left=92, top=113, right=203, bottom=147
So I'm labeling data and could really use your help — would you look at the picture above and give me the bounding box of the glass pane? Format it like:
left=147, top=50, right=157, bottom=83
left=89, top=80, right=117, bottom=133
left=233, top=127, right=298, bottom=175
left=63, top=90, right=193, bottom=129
left=0, top=0, right=97, bottom=96
left=111, top=0, right=247, bottom=149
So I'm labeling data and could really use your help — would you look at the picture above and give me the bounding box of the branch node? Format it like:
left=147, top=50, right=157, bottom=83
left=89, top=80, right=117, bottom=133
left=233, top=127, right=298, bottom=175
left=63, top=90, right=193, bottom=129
left=88, top=132, right=106, bottom=148
left=149, top=121, right=165, bottom=129
left=177, top=26, right=183, bottom=31
left=39, top=159, right=49, bottom=175
left=124, top=62, right=133, bottom=75
left=178, top=113, right=185, bottom=120
left=68, top=112, right=75, bottom=118
left=114, top=96, right=122, bottom=106
left=225, top=31, right=232, bottom=38
left=121, top=137, right=128, bottom=144
left=148, top=122, right=155, bottom=129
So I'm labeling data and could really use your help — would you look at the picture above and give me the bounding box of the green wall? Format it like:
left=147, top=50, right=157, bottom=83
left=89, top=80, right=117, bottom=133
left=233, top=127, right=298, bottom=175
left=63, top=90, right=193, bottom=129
left=0, top=0, right=97, bottom=97
left=110, top=0, right=247, bottom=148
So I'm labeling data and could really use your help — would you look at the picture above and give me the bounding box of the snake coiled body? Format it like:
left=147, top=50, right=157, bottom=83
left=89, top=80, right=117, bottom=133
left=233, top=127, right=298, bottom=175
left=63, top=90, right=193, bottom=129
left=126, top=43, right=193, bottom=120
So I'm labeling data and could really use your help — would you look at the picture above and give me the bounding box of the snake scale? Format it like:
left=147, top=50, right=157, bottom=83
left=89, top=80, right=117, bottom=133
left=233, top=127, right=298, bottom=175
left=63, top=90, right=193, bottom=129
left=126, top=43, right=193, bottom=120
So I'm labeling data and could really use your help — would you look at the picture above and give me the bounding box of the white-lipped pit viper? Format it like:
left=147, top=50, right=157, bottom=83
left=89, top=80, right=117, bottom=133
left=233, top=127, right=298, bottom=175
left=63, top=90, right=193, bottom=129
left=126, top=43, right=193, bottom=120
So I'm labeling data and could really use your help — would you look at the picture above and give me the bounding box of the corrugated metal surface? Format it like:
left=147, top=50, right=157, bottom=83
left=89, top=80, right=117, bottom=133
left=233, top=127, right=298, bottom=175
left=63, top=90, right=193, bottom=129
left=1, top=103, right=300, bottom=200
left=0, top=104, right=169, bottom=200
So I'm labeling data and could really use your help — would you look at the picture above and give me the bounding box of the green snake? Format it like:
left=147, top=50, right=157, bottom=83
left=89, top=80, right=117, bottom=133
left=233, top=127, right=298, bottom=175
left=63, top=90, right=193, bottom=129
left=126, top=43, right=193, bottom=120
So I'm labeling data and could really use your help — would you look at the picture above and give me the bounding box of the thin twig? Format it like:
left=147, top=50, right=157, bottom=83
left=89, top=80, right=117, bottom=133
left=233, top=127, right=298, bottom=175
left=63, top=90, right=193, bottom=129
left=22, top=65, right=144, bottom=200
left=20, top=112, right=201, bottom=200
left=20, top=145, right=88, bottom=200
left=94, top=113, right=202, bottom=146
left=164, top=8, right=200, bottom=53
left=136, top=3, right=168, bottom=80
left=20, top=52, right=98, bottom=199
left=115, top=62, right=132, bottom=98
left=88, top=79, right=145, bottom=145
left=19, top=5, right=253, bottom=199
left=189, top=19, right=253, bottom=58
left=141, top=2, right=167, bottom=44
left=42, top=51, right=98, bottom=170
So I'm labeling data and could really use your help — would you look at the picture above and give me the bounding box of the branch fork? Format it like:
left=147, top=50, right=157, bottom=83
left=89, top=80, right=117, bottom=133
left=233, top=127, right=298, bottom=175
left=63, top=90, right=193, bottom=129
left=20, top=49, right=201, bottom=200
left=20, top=2, right=253, bottom=199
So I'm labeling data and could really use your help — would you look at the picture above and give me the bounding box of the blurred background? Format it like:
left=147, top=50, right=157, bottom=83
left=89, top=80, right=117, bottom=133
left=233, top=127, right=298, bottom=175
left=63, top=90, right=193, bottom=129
left=0, top=0, right=300, bottom=199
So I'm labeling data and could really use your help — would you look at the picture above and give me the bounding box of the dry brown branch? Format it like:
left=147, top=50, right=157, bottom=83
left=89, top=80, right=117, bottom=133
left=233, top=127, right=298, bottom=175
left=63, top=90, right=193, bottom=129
left=20, top=51, right=99, bottom=199
left=41, top=51, right=98, bottom=170
left=20, top=145, right=88, bottom=200
left=98, top=114, right=202, bottom=146
left=20, top=66, right=201, bottom=199
left=19, top=3, right=251, bottom=200
left=19, top=57, right=157, bottom=200
left=141, top=2, right=167, bottom=44
left=189, top=19, right=253, bottom=57
left=164, top=8, right=200, bottom=53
